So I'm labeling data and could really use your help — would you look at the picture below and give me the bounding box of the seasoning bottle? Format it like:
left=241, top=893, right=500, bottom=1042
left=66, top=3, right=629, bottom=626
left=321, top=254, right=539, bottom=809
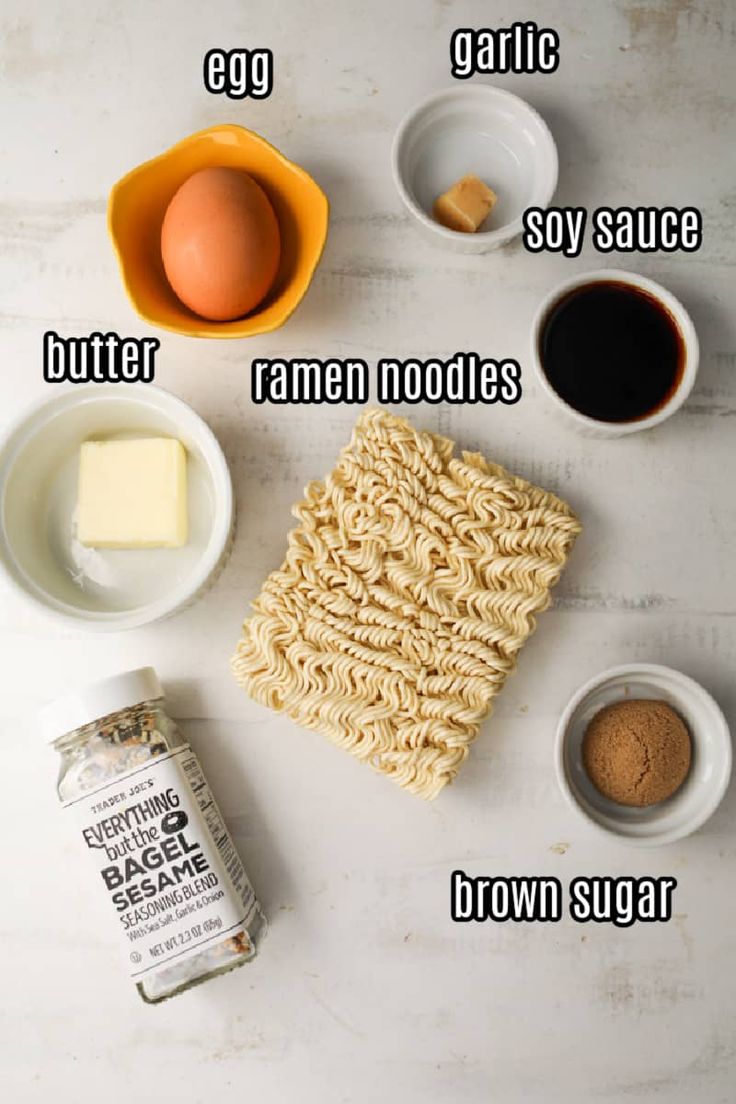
left=41, top=667, right=265, bottom=1003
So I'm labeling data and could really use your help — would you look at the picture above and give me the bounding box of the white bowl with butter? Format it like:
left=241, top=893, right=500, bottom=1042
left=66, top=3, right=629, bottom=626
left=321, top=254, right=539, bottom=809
left=0, top=384, right=233, bottom=630
left=391, top=85, right=558, bottom=253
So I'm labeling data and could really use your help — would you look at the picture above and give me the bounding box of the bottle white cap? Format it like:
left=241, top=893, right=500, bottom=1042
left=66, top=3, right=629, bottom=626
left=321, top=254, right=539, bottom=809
left=39, top=666, right=164, bottom=745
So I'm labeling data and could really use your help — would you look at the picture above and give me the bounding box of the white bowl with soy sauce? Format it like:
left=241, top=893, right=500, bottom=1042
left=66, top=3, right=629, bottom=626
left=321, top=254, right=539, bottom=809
left=531, top=270, right=699, bottom=436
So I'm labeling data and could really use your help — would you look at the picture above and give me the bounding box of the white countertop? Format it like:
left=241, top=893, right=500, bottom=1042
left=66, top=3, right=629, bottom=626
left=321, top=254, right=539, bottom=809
left=2, top=2, right=735, bottom=1101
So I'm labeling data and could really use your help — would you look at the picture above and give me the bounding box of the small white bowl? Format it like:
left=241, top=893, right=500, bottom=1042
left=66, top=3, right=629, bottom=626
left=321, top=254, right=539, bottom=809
left=391, top=85, right=558, bottom=253
left=531, top=269, right=699, bottom=436
left=556, top=663, right=731, bottom=847
left=0, top=384, right=233, bottom=631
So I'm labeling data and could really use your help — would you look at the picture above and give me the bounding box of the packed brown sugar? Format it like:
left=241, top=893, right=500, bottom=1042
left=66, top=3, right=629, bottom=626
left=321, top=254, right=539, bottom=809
left=582, top=699, right=692, bottom=807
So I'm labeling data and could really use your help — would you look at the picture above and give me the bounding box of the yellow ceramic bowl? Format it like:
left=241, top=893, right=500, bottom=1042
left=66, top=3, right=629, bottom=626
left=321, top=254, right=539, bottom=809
left=108, top=124, right=329, bottom=338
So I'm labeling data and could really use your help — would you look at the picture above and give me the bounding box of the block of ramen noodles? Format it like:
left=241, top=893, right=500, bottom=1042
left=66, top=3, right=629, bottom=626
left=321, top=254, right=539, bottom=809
left=231, top=410, right=580, bottom=798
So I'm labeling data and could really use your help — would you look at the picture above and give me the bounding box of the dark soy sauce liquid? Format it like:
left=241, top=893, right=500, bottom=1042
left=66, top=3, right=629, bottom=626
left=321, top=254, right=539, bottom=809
left=540, top=281, right=684, bottom=423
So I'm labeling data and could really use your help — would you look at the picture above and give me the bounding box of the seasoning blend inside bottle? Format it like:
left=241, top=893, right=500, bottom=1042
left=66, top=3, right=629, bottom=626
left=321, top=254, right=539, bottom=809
left=41, top=667, right=265, bottom=1003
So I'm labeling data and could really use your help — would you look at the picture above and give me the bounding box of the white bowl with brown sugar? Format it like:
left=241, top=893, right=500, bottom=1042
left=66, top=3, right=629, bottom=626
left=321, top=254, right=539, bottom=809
left=556, top=663, right=731, bottom=847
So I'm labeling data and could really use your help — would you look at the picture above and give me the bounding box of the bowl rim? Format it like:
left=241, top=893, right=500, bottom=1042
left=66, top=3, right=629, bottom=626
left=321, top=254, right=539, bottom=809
left=391, top=84, right=558, bottom=247
left=0, top=383, right=233, bottom=631
left=555, top=662, right=732, bottom=847
left=531, top=268, right=700, bottom=436
left=107, top=123, right=329, bottom=339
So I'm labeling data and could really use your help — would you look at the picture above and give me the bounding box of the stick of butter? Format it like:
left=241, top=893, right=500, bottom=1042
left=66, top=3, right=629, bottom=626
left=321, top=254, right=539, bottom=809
left=433, top=175, right=497, bottom=233
left=77, top=437, right=188, bottom=549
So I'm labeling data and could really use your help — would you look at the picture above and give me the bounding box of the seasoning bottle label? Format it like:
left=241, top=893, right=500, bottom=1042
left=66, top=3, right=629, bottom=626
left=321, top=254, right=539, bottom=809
left=63, top=745, right=259, bottom=980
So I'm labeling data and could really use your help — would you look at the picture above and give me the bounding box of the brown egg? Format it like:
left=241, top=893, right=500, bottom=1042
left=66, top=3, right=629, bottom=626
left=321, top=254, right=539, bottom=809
left=161, top=167, right=281, bottom=321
